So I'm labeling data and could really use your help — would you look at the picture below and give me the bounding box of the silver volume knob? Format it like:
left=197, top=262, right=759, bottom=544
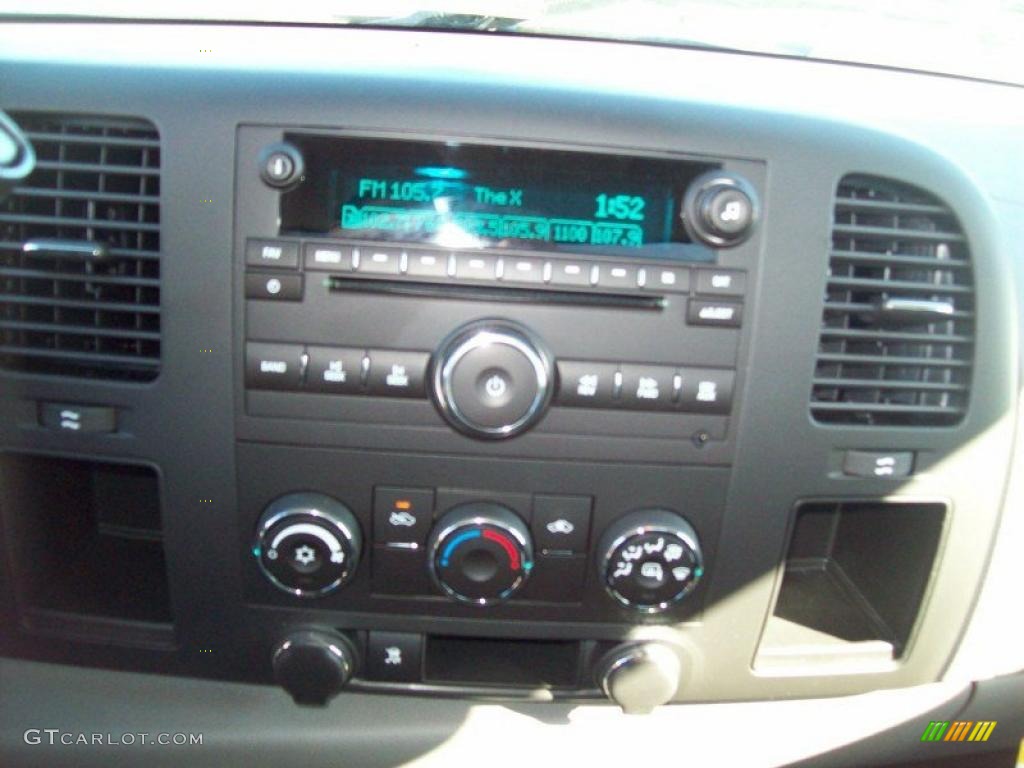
left=431, top=319, right=554, bottom=440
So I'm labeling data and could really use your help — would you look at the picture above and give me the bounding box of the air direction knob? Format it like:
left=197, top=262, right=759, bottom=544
left=599, top=509, right=703, bottom=613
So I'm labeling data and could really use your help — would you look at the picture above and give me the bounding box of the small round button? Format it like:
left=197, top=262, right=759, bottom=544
left=255, top=492, right=362, bottom=597
left=682, top=171, right=758, bottom=247
left=703, top=188, right=753, bottom=236
left=599, top=510, right=704, bottom=613
left=258, top=142, right=304, bottom=189
left=432, top=320, right=553, bottom=440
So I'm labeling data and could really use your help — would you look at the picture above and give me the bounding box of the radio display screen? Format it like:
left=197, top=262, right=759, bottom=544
left=281, top=135, right=716, bottom=261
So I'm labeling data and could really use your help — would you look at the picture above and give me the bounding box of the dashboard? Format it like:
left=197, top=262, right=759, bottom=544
left=0, top=20, right=1022, bottom=767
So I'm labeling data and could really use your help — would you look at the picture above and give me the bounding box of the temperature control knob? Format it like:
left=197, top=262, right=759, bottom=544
left=254, top=492, right=362, bottom=597
left=428, top=502, right=534, bottom=604
left=432, top=320, right=553, bottom=440
left=599, top=509, right=703, bottom=613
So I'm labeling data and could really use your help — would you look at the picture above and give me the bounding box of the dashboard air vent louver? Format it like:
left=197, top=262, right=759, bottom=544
left=0, top=113, right=160, bottom=381
left=811, top=174, right=974, bottom=426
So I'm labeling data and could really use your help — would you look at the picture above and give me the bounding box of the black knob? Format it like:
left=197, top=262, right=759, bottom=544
left=599, top=509, right=704, bottom=613
left=428, top=502, right=534, bottom=604
left=432, top=320, right=553, bottom=440
left=596, top=642, right=682, bottom=714
left=258, top=142, right=304, bottom=189
left=254, top=492, right=362, bottom=597
left=682, top=171, right=758, bottom=247
left=272, top=628, right=357, bottom=706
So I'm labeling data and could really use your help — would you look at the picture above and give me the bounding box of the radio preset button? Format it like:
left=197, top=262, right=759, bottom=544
left=556, top=360, right=619, bottom=408
left=367, top=350, right=429, bottom=398
left=303, top=242, right=353, bottom=271
left=245, top=273, right=303, bottom=301
left=246, top=238, right=299, bottom=269
left=549, top=260, right=592, bottom=288
left=643, top=266, right=690, bottom=293
left=677, top=368, right=734, bottom=414
left=502, top=256, right=545, bottom=284
left=687, top=299, right=743, bottom=327
left=455, top=253, right=498, bottom=281
left=694, top=269, right=746, bottom=297
left=406, top=250, right=449, bottom=279
left=595, top=264, right=637, bottom=291
left=358, top=246, right=402, bottom=275
left=619, top=364, right=679, bottom=411
left=305, top=346, right=364, bottom=394
left=246, top=342, right=304, bottom=390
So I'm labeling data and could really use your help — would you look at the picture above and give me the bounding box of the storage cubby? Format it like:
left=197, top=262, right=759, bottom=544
left=425, top=636, right=581, bottom=688
left=756, top=501, right=946, bottom=671
left=0, top=454, right=173, bottom=641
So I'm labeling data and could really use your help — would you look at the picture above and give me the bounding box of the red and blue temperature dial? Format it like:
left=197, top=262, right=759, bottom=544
left=429, top=503, right=534, bottom=604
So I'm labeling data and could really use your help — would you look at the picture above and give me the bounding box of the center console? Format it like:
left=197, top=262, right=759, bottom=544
left=234, top=127, right=762, bottom=705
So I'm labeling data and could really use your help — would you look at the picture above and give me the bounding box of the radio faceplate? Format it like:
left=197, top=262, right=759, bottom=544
left=235, top=127, right=764, bottom=465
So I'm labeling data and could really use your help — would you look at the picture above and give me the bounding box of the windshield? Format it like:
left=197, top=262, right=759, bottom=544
left=3, top=0, right=1022, bottom=86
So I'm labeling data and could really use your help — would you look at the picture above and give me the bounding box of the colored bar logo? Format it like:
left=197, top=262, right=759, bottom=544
left=921, top=721, right=997, bottom=742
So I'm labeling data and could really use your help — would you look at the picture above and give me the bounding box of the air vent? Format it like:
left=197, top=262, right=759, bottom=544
left=0, top=113, right=160, bottom=381
left=811, top=174, right=974, bottom=426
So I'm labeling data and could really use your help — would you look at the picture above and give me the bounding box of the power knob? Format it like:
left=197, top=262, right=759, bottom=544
left=254, top=492, right=362, bottom=597
left=431, top=320, right=553, bottom=440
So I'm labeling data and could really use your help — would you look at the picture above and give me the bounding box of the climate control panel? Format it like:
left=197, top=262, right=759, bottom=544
left=249, top=485, right=705, bottom=615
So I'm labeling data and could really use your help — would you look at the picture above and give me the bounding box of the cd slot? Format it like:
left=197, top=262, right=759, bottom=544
left=327, top=276, right=665, bottom=309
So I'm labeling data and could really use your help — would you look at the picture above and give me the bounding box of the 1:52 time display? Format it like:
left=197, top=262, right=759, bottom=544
left=594, top=193, right=645, bottom=221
